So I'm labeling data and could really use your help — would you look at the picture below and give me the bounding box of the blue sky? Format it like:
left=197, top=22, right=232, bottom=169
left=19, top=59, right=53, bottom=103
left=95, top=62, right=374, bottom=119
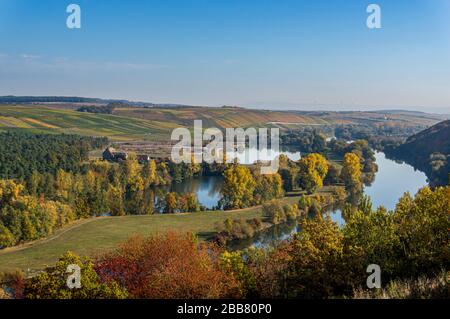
left=0, top=0, right=449, bottom=112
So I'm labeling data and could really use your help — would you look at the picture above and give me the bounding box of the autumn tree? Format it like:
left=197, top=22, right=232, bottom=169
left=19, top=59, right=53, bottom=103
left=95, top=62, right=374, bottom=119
left=343, top=205, right=400, bottom=283
left=253, top=173, right=284, bottom=204
left=24, top=251, right=127, bottom=299
left=107, top=183, right=125, bottom=216
left=84, top=170, right=109, bottom=216
left=341, top=153, right=363, bottom=194
left=164, top=192, right=178, bottom=213
left=157, top=162, right=172, bottom=185
left=94, top=232, right=241, bottom=298
left=120, top=156, right=145, bottom=214
left=343, top=186, right=450, bottom=287
left=0, top=179, right=78, bottom=247
left=247, top=216, right=349, bottom=298
left=0, top=180, right=23, bottom=205
left=282, top=216, right=347, bottom=298
left=54, top=169, right=73, bottom=202
left=178, top=192, right=201, bottom=212
left=279, top=166, right=298, bottom=192
left=187, top=154, right=201, bottom=177
left=262, top=200, right=285, bottom=224
left=142, top=159, right=157, bottom=188
left=393, top=186, right=450, bottom=276
left=219, top=250, right=256, bottom=297
left=0, top=223, right=15, bottom=248
left=25, top=170, right=41, bottom=197
left=297, top=153, right=328, bottom=194
left=220, top=165, right=256, bottom=209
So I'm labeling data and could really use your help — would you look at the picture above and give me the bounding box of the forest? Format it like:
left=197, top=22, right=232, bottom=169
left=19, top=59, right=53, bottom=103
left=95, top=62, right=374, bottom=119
left=0, top=131, right=107, bottom=179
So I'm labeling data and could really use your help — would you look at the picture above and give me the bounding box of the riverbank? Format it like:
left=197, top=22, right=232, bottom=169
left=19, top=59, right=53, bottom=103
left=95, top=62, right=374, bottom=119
left=226, top=151, right=430, bottom=250
left=0, top=196, right=302, bottom=274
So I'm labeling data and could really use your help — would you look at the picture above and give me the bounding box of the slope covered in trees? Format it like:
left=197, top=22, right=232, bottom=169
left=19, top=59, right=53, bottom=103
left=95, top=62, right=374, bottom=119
left=385, top=120, right=450, bottom=185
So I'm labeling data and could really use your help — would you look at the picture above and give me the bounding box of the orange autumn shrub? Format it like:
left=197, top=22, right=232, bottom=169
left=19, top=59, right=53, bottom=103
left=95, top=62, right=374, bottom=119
left=95, top=232, right=241, bottom=299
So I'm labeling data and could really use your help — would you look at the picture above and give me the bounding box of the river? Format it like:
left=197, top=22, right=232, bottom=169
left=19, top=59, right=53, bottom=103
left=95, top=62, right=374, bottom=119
left=163, top=147, right=301, bottom=209
left=328, top=151, right=428, bottom=227
left=167, top=150, right=428, bottom=249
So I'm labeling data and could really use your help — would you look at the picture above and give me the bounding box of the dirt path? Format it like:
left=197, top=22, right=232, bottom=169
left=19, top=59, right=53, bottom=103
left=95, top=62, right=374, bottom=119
left=0, top=217, right=104, bottom=256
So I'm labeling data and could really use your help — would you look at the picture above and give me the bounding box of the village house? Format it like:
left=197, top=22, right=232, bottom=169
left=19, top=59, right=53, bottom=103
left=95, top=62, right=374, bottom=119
left=102, top=147, right=128, bottom=162
left=137, top=154, right=150, bottom=164
left=102, top=147, right=152, bottom=163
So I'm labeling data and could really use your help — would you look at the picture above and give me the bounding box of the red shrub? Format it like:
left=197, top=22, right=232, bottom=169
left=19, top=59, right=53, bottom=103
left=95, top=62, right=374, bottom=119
left=95, top=232, right=241, bottom=299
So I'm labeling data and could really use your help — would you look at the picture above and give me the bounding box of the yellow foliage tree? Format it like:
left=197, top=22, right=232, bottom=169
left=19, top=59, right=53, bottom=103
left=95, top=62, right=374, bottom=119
left=142, top=159, right=157, bottom=187
left=341, top=153, right=362, bottom=194
left=221, top=165, right=256, bottom=209
left=298, top=153, right=328, bottom=194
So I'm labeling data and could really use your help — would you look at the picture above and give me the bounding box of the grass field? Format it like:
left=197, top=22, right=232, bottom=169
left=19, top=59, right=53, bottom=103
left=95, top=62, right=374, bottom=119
left=0, top=196, right=301, bottom=274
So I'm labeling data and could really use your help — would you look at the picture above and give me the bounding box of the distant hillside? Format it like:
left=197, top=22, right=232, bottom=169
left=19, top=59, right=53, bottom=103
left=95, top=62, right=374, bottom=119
left=113, top=106, right=444, bottom=129
left=387, top=120, right=450, bottom=185
left=0, top=105, right=180, bottom=141
left=0, top=95, right=188, bottom=108
left=0, top=95, right=157, bottom=107
left=0, top=95, right=111, bottom=104
left=0, top=102, right=445, bottom=144
left=113, top=106, right=327, bottom=128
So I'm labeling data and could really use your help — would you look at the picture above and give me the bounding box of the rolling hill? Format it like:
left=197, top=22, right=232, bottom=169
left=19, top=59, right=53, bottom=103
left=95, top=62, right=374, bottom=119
left=386, top=120, right=450, bottom=185
left=0, top=103, right=446, bottom=144
left=112, top=106, right=326, bottom=128
left=397, top=120, right=450, bottom=158
left=113, top=106, right=445, bottom=130
left=0, top=105, right=180, bottom=141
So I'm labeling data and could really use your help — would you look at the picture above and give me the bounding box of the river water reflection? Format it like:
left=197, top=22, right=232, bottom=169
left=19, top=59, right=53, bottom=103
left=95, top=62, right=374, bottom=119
left=328, top=151, right=428, bottom=227
left=166, top=150, right=428, bottom=249
left=167, top=147, right=301, bottom=209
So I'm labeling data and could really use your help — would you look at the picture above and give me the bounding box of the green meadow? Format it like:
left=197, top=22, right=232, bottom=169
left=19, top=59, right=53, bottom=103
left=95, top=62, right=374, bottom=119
left=0, top=208, right=262, bottom=273
left=0, top=196, right=302, bottom=274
